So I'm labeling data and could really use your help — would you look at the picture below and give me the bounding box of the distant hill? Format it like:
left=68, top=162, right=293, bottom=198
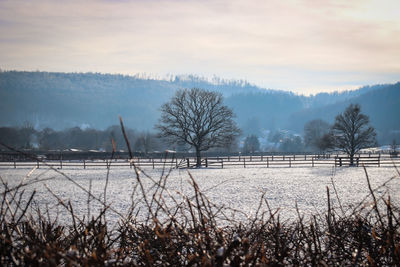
left=223, top=83, right=399, bottom=142
left=0, top=70, right=398, bottom=144
left=287, top=83, right=400, bottom=143
left=0, top=71, right=270, bottom=130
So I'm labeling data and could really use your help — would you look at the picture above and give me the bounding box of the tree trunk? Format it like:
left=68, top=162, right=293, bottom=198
left=196, top=148, right=202, bottom=168
left=349, top=152, right=354, bottom=166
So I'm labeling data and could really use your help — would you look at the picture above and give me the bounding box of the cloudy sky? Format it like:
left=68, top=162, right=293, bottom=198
left=0, top=0, right=399, bottom=94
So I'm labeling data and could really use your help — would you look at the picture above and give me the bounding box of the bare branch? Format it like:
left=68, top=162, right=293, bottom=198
left=156, top=88, right=240, bottom=167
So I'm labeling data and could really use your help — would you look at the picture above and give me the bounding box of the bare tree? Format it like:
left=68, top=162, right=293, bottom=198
left=317, top=132, right=335, bottom=152
left=243, top=135, right=260, bottom=153
left=157, top=88, right=240, bottom=167
left=391, top=139, right=398, bottom=158
left=332, top=104, right=376, bottom=165
left=304, top=119, right=331, bottom=152
left=391, top=139, right=398, bottom=151
left=280, top=136, right=304, bottom=152
left=19, top=121, right=36, bottom=149
left=134, top=132, right=159, bottom=154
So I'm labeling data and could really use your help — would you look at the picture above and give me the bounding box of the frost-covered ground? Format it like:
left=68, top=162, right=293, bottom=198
left=1, top=165, right=399, bottom=226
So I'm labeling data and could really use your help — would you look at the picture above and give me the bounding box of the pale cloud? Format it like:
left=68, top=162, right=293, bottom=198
left=0, top=0, right=399, bottom=94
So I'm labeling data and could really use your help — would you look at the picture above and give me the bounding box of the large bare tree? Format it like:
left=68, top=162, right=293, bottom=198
left=157, top=88, right=240, bottom=167
left=332, top=104, right=376, bottom=165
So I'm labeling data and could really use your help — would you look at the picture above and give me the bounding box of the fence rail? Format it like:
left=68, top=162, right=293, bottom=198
left=0, top=154, right=398, bottom=169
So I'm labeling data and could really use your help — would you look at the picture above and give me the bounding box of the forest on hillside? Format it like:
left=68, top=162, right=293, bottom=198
left=0, top=71, right=399, bottom=147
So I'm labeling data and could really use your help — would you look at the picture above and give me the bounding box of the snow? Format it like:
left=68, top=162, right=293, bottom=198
left=1, top=165, right=399, bottom=226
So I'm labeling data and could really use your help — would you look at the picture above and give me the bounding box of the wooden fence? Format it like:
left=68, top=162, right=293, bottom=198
left=0, top=154, right=398, bottom=169
left=0, top=158, right=184, bottom=170
left=183, top=154, right=399, bottom=168
left=334, top=156, right=385, bottom=167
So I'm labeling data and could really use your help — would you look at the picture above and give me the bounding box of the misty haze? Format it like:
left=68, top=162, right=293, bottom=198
left=1, top=0, right=400, bottom=265
left=0, top=71, right=399, bottom=153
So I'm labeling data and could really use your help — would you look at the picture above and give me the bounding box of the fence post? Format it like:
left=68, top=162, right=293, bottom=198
left=283, top=155, right=285, bottom=161
left=272, top=155, right=274, bottom=161
left=14, top=160, right=16, bottom=169
left=244, top=158, right=246, bottom=168
left=60, top=158, right=63, bottom=169
left=261, top=154, right=263, bottom=161
left=206, top=158, right=208, bottom=168
left=152, top=158, right=155, bottom=169
left=221, top=160, right=224, bottom=169
left=312, top=157, right=314, bottom=167
left=378, top=156, right=380, bottom=167
left=289, top=158, right=291, bottom=167
left=84, top=160, right=86, bottom=169
left=250, top=155, right=252, bottom=161
left=175, top=158, right=178, bottom=168
left=187, top=158, right=190, bottom=168
left=339, top=158, right=342, bottom=167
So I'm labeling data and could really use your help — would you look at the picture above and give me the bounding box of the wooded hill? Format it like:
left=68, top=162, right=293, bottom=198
left=0, top=70, right=398, bottom=144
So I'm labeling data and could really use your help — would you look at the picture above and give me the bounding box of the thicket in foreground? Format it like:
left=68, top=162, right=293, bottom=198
left=0, top=163, right=399, bottom=266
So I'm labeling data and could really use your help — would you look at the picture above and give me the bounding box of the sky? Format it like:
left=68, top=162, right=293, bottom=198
left=0, top=0, right=399, bottom=95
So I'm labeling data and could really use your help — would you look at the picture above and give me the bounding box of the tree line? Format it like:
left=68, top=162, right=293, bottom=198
left=0, top=88, right=386, bottom=167
left=3, top=71, right=398, bottom=144
left=0, top=125, right=167, bottom=153
left=157, top=89, right=379, bottom=167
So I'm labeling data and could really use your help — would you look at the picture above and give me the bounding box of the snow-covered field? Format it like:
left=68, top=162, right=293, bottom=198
left=1, top=165, right=399, bottom=226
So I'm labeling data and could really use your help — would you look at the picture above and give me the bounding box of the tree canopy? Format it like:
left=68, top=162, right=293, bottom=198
left=332, top=104, right=376, bottom=165
left=157, top=88, right=240, bottom=167
left=243, top=135, right=260, bottom=153
left=304, top=119, right=332, bottom=152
